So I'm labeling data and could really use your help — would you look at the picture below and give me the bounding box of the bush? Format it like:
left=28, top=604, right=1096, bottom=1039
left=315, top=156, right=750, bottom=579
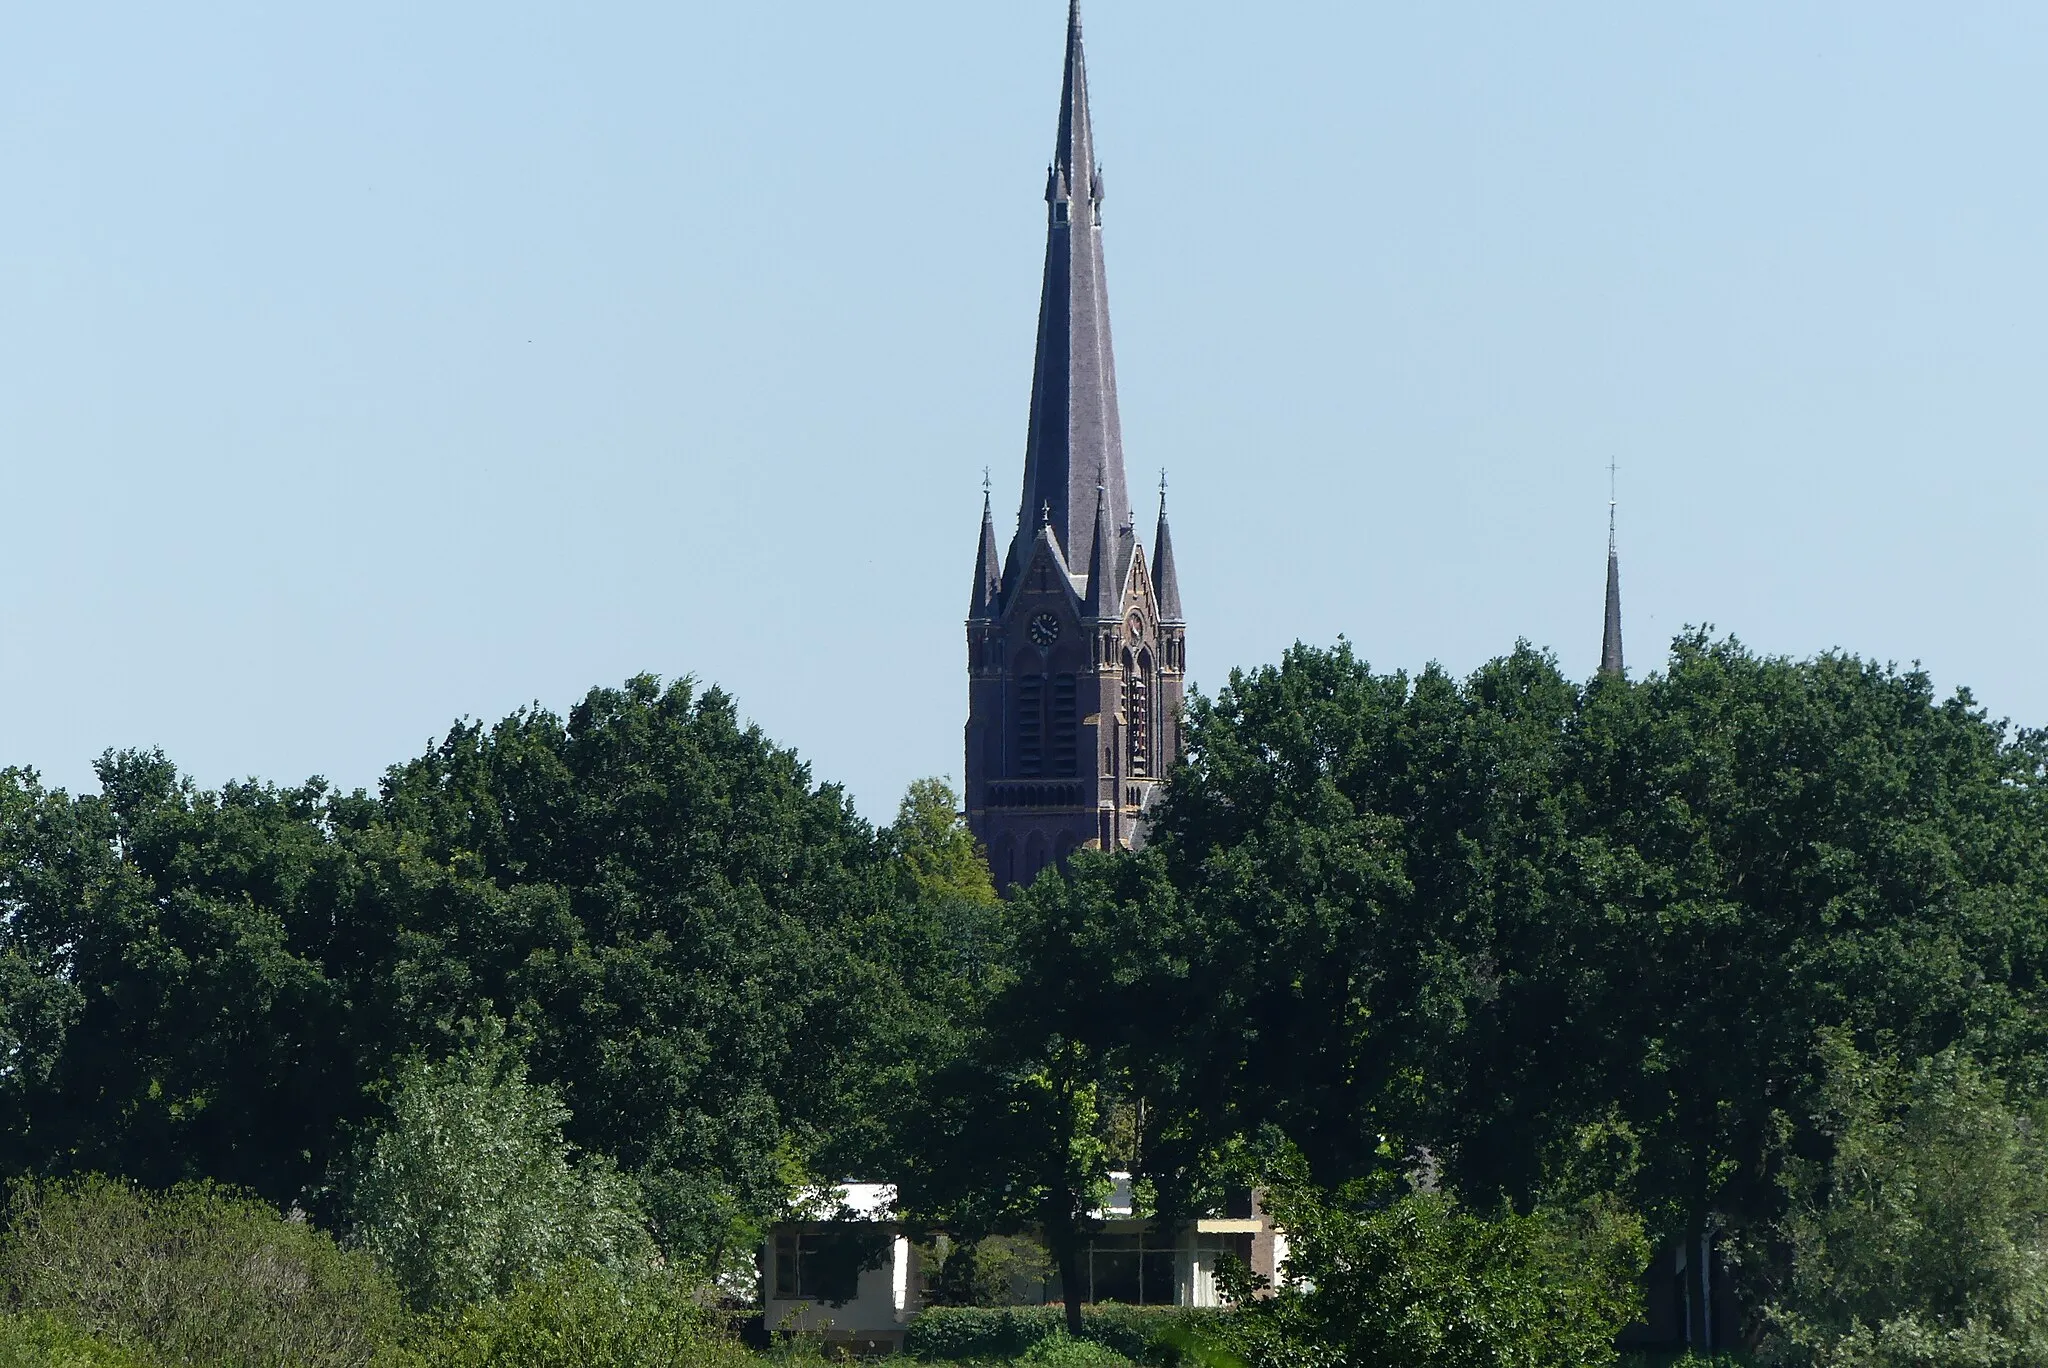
left=349, top=1025, right=654, bottom=1312
left=1022, top=1332, right=1133, bottom=1368
left=0, top=1313, right=149, bottom=1368
left=904, top=1305, right=1221, bottom=1363
left=404, top=1262, right=752, bottom=1368
left=1212, top=1182, right=1647, bottom=1368
left=0, top=1177, right=404, bottom=1368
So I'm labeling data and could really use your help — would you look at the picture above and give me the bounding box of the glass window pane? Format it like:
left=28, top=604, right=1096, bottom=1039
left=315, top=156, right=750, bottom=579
left=1141, top=1250, right=1175, bottom=1306
left=1091, top=1250, right=1141, bottom=1305
left=775, top=1236, right=799, bottom=1298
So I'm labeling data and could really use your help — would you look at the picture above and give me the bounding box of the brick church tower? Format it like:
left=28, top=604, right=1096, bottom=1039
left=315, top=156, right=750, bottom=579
left=965, top=2, right=1185, bottom=892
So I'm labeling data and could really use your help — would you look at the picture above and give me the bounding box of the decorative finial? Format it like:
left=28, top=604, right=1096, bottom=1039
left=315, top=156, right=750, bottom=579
left=1158, top=468, right=1168, bottom=509
left=1607, top=460, right=1618, bottom=541
left=1040, top=500, right=1053, bottom=527
left=982, top=466, right=992, bottom=498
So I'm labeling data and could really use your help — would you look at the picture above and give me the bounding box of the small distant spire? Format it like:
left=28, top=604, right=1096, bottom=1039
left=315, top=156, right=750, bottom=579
left=1600, top=462, right=1624, bottom=678
left=1153, top=473, right=1183, bottom=624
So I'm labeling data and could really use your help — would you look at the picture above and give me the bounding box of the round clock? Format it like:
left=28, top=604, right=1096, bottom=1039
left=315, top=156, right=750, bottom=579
left=1028, top=613, right=1061, bottom=646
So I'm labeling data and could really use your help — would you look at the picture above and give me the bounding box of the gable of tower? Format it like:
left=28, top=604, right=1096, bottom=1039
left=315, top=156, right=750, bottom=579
left=1122, top=543, right=1155, bottom=625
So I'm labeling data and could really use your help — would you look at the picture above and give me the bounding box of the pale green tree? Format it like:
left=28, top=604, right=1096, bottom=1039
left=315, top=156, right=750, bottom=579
left=349, top=1024, right=652, bottom=1310
left=1764, top=1041, right=2048, bottom=1368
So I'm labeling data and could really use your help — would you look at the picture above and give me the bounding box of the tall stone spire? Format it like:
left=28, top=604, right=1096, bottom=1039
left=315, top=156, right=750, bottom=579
left=1010, top=0, right=1129, bottom=587
left=1152, top=474, right=1183, bottom=623
left=1600, top=477, right=1624, bottom=677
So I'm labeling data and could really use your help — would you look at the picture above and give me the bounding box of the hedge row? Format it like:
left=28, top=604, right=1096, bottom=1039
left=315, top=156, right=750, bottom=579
left=904, top=1306, right=1228, bottom=1363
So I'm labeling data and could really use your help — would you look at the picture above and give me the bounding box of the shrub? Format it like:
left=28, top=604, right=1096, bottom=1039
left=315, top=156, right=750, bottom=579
left=0, top=1177, right=404, bottom=1368
left=1212, top=1182, right=1647, bottom=1368
left=923, top=1235, right=1055, bottom=1308
left=0, top=1313, right=149, bottom=1368
left=404, top=1261, right=752, bottom=1368
left=904, top=1305, right=1222, bottom=1363
left=349, top=1025, right=654, bottom=1311
left=1023, top=1331, right=1133, bottom=1368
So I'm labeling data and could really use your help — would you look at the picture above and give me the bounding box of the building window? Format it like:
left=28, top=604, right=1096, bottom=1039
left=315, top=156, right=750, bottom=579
left=774, top=1232, right=860, bottom=1303
left=1082, top=1233, right=1176, bottom=1306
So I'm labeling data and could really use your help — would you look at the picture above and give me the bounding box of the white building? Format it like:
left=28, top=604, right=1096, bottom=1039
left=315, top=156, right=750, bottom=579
left=759, top=1179, right=1283, bottom=1353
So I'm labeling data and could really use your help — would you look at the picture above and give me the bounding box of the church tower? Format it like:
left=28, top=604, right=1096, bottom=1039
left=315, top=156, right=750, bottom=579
left=965, top=1, right=1185, bottom=892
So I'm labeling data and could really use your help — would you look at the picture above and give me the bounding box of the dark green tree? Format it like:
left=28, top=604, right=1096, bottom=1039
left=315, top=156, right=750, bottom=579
left=1124, top=634, right=2048, bottom=1319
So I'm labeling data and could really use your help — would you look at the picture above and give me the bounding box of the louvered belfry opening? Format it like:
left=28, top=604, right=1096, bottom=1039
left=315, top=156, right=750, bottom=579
left=1017, top=675, right=1045, bottom=775
left=1051, top=675, right=1079, bottom=777
left=1123, top=650, right=1151, bottom=777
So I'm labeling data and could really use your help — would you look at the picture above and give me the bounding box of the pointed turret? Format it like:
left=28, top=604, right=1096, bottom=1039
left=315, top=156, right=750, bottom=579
left=1600, top=497, right=1624, bottom=677
left=1084, top=482, right=1118, bottom=617
left=1010, top=0, right=1129, bottom=593
left=969, top=491, right=1002, bottom=618
left=1152, top=480, right=1183, bottom=624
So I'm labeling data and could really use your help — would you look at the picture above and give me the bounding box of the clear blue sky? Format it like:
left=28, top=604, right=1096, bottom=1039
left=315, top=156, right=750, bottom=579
left=4, top=3, right=2045, bottom=820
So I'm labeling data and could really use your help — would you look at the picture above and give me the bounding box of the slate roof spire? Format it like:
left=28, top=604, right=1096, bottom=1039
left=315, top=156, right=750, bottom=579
left=1084, top=481, right=1118, bottom=617
left=969, top=485, right=1002, bottom=618
left=1010, top=0, right=1129, bottom=591
left=1600, top=472, right=1624, bottom=677
left=1152, top=473, right=1183, bottom=623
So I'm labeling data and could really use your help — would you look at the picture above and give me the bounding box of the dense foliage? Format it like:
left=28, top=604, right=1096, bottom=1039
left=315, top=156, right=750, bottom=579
left=0, top=677, right=981, bottom=1275
left=6, top=633, right=2048, bottom=1365
left=0, top=1313, right=146, bottom=1368
left=1060, top=636, right=2048, bottom=1316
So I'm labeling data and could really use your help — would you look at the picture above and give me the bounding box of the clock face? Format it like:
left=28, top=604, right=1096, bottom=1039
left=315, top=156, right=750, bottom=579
left=1028, top=613, right=1061, bottom=646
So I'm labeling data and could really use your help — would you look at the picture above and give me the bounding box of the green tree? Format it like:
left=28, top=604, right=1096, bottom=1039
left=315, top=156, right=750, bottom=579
left=1126, top=634, right=2048, bottom=1311
left=0, top=755, right=357, bottom=1206
left=348, top=1026, right=651, bottom=1311
left=346, top=677, right=922, bottom=1271
left=901, top=857, right=1146, bottom=1335
left=1762, top=1041, right=2048, bottom=1367
left=1214, top=1175, right=1647, bottom=1368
